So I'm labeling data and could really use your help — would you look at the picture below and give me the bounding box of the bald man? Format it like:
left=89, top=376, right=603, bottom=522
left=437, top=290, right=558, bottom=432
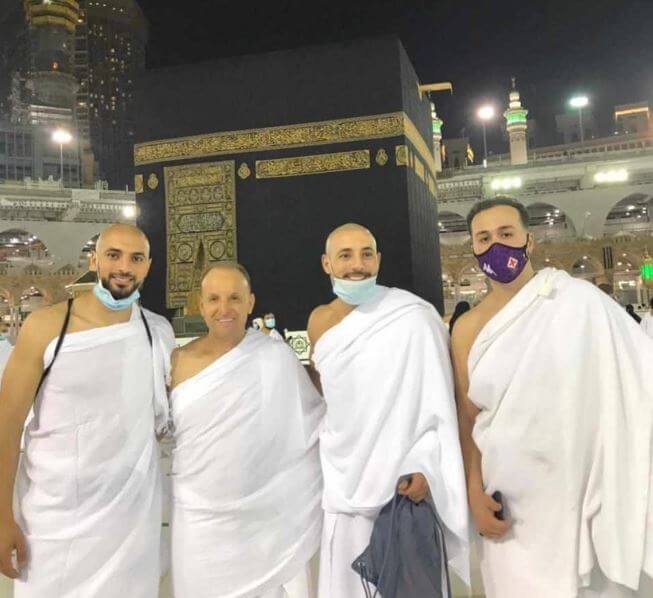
left=169, top=264, right=323, bottom=598
left=0, top=224, right=175, bottom=597
left=308, top=223, right=470, bottom=597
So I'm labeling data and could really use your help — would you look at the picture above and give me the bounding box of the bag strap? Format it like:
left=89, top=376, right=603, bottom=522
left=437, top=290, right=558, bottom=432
left=139, top=307, right=153, bottom=347
left=35, top=298, right=73, bottom=398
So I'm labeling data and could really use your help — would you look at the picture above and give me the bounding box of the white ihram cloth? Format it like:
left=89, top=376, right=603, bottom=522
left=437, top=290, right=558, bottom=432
left=0, top=337, right=13, bottom=379
left=169, top=330, right=324, bottom=598
left=468, top=268, right=653, bottom=598
left=641, top=312, right=653, bottom=339
left=312, top=286, right=470, bottom=596
left=14, top=304, right=175, bottom=598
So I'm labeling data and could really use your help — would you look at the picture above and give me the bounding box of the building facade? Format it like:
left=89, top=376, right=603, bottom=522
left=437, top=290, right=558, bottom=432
left=76, top=0, right=147, bottom=189
left=0, top=178, right=136, bottom=321
left=436, top=82, right=653, bottom=314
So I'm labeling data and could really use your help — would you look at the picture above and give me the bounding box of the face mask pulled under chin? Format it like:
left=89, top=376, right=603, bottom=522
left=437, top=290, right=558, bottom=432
left=92, top=278, right=141, bottom=311
left=332, top=275, right=378, bottom=306
left=474, top=237, right=530, bottom=284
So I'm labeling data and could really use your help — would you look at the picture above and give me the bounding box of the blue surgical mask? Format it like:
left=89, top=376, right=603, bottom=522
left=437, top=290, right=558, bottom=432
left=332, top=276, right=378, bottom=305
left=264, top=318, right=276, bottom=329
left=93, top=281, right=140, bottom=311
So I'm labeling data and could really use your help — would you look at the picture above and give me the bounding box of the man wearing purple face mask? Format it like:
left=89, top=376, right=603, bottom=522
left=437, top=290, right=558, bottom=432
left=451, top=196, right=653, bottom=598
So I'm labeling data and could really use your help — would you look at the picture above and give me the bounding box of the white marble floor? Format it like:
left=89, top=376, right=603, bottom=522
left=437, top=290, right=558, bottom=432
left=0, top=545, right=486, bottom=597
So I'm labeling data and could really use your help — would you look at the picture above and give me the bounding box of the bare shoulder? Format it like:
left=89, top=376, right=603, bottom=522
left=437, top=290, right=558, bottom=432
left=450, top=305, right=488, bottom=358
left=19, top=301, right=70, bottom=349
left=307, top=302, right=338, bottom=346
left=172, top=337, right=204, bottom=361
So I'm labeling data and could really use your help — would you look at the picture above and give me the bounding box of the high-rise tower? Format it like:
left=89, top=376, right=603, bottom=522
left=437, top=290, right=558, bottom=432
left=76, top=0, right=147, bottom=188
left=23, top=0, right=80, bottom=127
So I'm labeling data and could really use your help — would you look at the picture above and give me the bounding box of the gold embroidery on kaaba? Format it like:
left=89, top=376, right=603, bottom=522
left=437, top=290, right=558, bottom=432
left=147, top=173, right=159, bottom=190
left=134, top=174, right=144, bottom=194
left=255, top=150, right=370, bottom=179
left=164, top=161, right=237, bottom=310
left=375, top=149, right=388, bottom=166
left=428, top=175, right=436, bottom=197
left=134, top=113, right=404, bottom=166
left=395, top=145, right=408, bottom=166
left=237, top=162, right=251, bottom=179
left=401, top=115, right=437, bottom=176
left=414, top=158, right=425, bottom=182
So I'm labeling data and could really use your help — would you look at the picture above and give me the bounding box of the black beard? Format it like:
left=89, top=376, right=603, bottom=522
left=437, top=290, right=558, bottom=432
left=100, top=275, right=141, bottom=300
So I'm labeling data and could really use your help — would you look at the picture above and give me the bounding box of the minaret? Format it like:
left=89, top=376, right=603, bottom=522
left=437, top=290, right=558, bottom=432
left=430, top=101, right=443, bottom=172
left=504, top=77, right=528, bottom=165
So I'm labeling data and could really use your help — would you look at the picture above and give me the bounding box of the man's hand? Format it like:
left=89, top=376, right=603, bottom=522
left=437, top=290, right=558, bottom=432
left=397, top=473, right=429, bottom=503
left=0, top=517, right=27, bottom=579
left=469, top=486, right=510, bottom=540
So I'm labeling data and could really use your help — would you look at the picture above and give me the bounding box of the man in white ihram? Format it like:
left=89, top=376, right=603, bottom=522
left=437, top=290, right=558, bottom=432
left=0, top=224, right=175, bottom=597
left=169, top=263, right=323, bottom=598
left=452, top=196, right=653, bottom=598
left=307, top=223, right=470, bottom=597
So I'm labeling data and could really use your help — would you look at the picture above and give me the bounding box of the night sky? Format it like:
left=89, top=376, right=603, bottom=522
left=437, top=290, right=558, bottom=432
left=138, top=0, right=653, bottom=154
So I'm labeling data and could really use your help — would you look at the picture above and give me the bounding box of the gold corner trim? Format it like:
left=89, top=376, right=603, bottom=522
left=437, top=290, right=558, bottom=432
left=414, top=157, right=425, bottom=182
left=134, top=174, right=143, bottom=194
left=256, top=150, right=370, bottom=179
left=134, top=113, right=404, bottom=166
left=395, top=144, right=408, bottom=166
left=402, top=114, right=437, bottom=176
left=428, top=176, right=436, bottom=197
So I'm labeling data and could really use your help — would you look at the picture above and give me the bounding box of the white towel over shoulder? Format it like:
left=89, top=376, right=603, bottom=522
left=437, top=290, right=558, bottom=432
left=170, top=330, right=324, bottom=598
left=468, top=268, right=653, bottom=598
left=14, top=305, right=175, bottom=598
left=313, top=286, right=470, bottom=584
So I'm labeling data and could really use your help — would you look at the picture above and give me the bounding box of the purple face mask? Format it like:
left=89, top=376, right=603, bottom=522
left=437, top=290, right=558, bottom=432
left=474, top=240, right=529, bottom=284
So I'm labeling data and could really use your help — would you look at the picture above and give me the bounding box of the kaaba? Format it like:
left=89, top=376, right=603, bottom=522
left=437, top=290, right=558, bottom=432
left=134, top=36, right=444, bottom=331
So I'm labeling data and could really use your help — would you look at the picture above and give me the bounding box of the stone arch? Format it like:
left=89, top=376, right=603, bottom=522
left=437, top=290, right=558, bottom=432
left=0, top=221, right=108, bottom=270
left=0, top=228, right=51, bottom=269
left=441, top=268, right=457, bottom=315
left=604, top=193, right=653, bottom=238
left=612, top=251, right=641, bottom=305
left=457, top=262, right=490, bottom=306
left=531, top=254, right=566, bottom=271
left=525, top=202, right=576, bottom=241
left=19, top=285, right=50, bottom=315
left=438, top=210, right=470, bottom=246
left=570, top=254, right=604, bottom=283
left=78, top=233, right=100, bottom=270
left=0, top=289, right=12, bottom=315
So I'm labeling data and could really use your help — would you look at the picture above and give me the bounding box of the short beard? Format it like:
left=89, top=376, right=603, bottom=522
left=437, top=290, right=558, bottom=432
left=100, top=275, right=142, bottom=300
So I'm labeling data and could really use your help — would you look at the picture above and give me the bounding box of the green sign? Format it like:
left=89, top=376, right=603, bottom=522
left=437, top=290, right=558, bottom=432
left=640, top=262, right=653, bottom=281
left=506, top=110, right=527, bottom=126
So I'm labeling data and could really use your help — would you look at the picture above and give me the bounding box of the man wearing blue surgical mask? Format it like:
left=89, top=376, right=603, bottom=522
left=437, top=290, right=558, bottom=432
left=260, top=312, right=284, bottom=342
left=307, top=223, right=470, bottom=597
left=0, top=223, right=175, bottom=597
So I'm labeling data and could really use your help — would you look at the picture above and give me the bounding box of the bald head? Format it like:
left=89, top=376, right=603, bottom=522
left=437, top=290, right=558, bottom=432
left=199, top=262, right=255, bottom=340
left=200, top=262, right=252, bottom=292
left=96, top=224, right=150, bottom=258
left=322, top=222, right=381, bottom=281
left=90, top=223, right=151, bottom=301
left=325, top=223, right=377, bottom=256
